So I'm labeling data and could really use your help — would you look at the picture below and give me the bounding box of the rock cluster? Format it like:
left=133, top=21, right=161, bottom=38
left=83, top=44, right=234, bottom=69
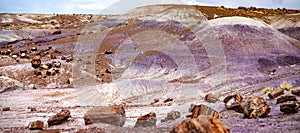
left=223, top=94, right=271, bottom=118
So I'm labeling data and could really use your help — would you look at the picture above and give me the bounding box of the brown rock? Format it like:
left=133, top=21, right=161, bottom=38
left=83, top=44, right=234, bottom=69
left=30, top=108, right=37, bottom=112
left=31, top=56, right=41, bottom=68
left=171, top=115, right=229, bottom=133
left=268, top=88, right=284, bottom=99
left=47, top=110, right=71, bottom=126
left=2, top=107, right=10, bottom=111
left=223, top=94, right=244, bottom=113
left=276, top=95, right=297, bottom=104
left=66, top=56, right=73, bottom=62
left=50, top=54, right=56, bottom=59
left=280, top=101, right=298, bottom=114
left=163, top=98, right=173, bottom=103
left=134, top=112, right=157, bottom=128
left=84, top=105, right=125, bottom=126
left=243, top=96, right=270, bottom=118
left=161, top=111, right=181, bottom=122
left=189, top=104, right=219, bottom=118
left=150, top=98, right=159, bottom=105
left=291, top=88, right=300, bottom=96
left=28, top=120, right=44, bottom=130
left=205, top=93, right=219, bottom=103
left=61, top=56, right=66, bottom=60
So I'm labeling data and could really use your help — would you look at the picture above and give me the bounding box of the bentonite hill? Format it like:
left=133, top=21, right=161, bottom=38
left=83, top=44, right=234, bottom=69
left=0, top=4, right=300, bottom=132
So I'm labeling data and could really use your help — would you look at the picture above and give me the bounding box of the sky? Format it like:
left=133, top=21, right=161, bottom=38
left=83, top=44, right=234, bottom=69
left=0, top=0, right=299, bottom=14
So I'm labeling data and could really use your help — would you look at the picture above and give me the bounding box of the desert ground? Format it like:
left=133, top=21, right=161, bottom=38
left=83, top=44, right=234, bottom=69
left=0, top=5, right=300, bottom=132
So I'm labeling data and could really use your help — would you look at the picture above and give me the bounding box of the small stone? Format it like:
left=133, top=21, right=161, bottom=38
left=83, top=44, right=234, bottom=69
left=150, top=98, right=159, bottom=105
left=161, top=111, right=181, bottom=122
left=163, top=98, right=173, bottom=103
left=61, top=56, right=66, bottom=60
left=30, top=108, right=37, bottom=112
left=171, top=115, right=229, bottom=133
left=50, top=54, right=56, bottom=59
left=67, top=78, right=73, bottom=84
left=205, top=93, right=219, bottom=103
left=31, top=56, right=41, bottom=68
left=134, top=112, right=157, bottom=128
left=53, top=62, right=61, bottom=68
left=33, top=70, right=42, bottom=76
left=28, top=120, right=44, bottom=130
left=280, top=101, right=298, bottom=114
left=2, top=107, right=10, bottom=111
left=291, top=88, right=300, bottom=96
left=28, top=84, right=37, bottom=89
left=47, top=110, right=71, bottom=126
left=40, top=64, right=49, bottom=70
left=84, top=105, right=125, bottom=126
left=66, top=56, right=73, bottom=62
left=276, top=95, right=297, bottom=104
left=189, top=104, right=219, bottom=118
left=268, top=88, right=284, bottom=99
left=243, top=96, right=270, bottom=118
left=223, top=94, right=244, bottom=113
left=31, top=47, right=37, bottom=52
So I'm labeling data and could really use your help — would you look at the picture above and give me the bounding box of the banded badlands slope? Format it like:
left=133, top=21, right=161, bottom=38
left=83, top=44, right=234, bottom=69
left=0, top=4, right=300, bottom=132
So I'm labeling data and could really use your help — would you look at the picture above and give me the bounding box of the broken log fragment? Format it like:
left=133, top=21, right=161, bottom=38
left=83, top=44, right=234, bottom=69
left=134, top=112, right=157, bottom=128
left=268, top=88, right=284, bottom=99
left=171, top=115, right=229, bottom=133
left=243, top=96, right=270, bottom=118
left=223, top=94, right=244, bottom=113
left=280, top=101, right=298, bottom=114
left=47, top=110, right=71, bottom=126
left=291, top=88, right=300, bottom=96
left=189, top=104, right=219, bottom=118
left=28, top=120, right=44, bottom=130
left=84, top=105, right=125, bottom=126
left=276, top=95, right=297, bottom=104
left=205, top=93, right=219, bottom=103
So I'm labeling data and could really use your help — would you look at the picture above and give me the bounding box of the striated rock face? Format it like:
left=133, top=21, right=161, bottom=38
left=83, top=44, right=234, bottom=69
left=223, top=94, right=244, bottom=113
left=171, top=115, right=229, bottom=133
left=134, top=112, right=157, bottom=128
left=28, top=120, right=44, bottom=130
left=243, top=96, right=270, bottom=118
left=47, top=110, right=71, bottom=126
left=84, top=105, right=125, bottom=126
